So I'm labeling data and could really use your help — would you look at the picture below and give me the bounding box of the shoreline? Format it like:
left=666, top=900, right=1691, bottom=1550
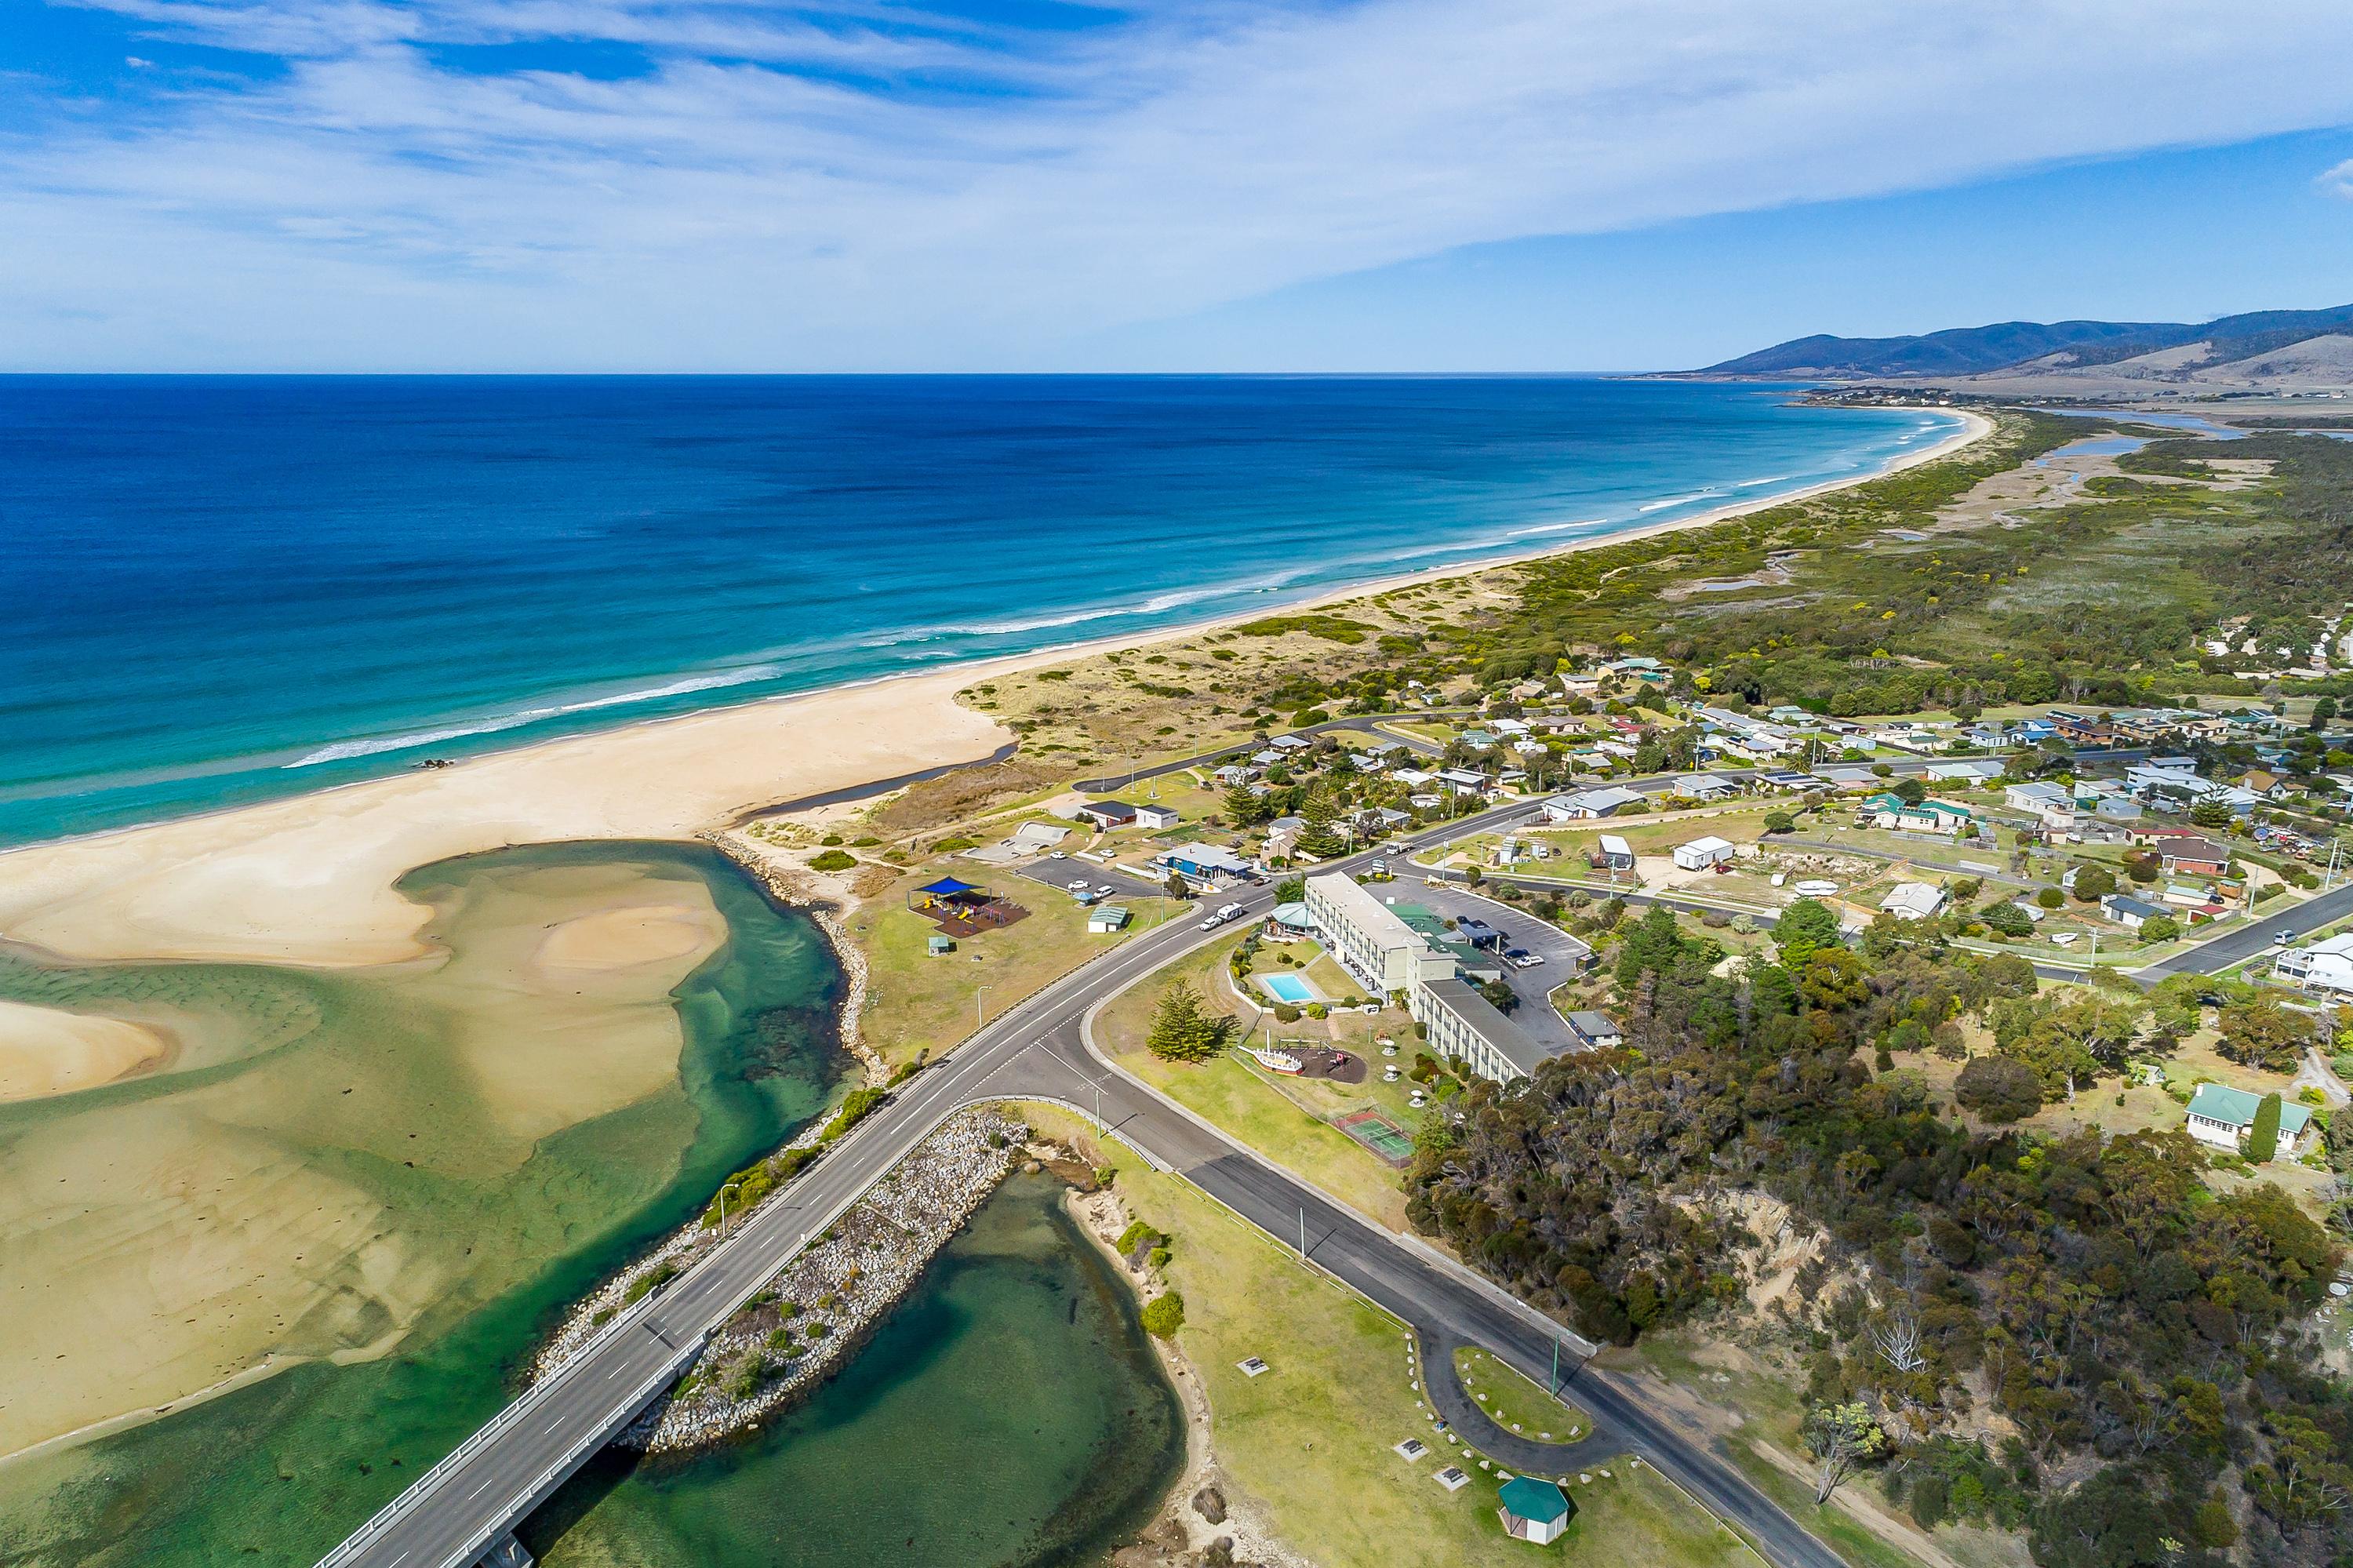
left=0, top=406, right=1988, bottom=977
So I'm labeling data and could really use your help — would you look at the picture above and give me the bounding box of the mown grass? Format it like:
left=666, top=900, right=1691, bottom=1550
left=1013, top=1104, right=1761, bottom=1568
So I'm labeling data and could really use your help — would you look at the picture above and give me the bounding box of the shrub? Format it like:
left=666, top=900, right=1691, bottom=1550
left=1955, top=1056, right=2043, bottom=1122
left=821, top=1086, right=888, bottom=1140
left=2035, top=888, right=2064, bottom=910
left=1910, top=1474, right=1949, bottom=1529
left=2248, top=1092, right=2282, bottom=1163
left=623, top=1261, right=679, bottom=1304
left=1139, top=1291, right=1186, bottom=1338
left=809, top=849, right=857, bottom=872
left=2140, top=915, right=2180, bottom=943
left=1273, top=1003, right=1302, bottom=1024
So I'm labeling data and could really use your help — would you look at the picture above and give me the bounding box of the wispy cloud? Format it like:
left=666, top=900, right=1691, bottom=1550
left=2321, top=156, right=2353, bottom=198
left=10, top=0, right=2353, bottom=368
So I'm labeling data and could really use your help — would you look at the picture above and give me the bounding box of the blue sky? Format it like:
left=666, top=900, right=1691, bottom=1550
left=8, top=1, right=2353, bottom=371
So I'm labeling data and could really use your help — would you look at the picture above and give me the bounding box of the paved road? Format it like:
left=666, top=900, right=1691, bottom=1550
left=325, top=740, right=2203, bottom=1567
left=2142, top=879, right=2353, bottom=978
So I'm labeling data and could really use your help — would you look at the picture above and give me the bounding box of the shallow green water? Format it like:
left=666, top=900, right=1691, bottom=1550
left=526, top=1172, right=1186, bottom=1568
left=0, top=841, right=843, bottom=1566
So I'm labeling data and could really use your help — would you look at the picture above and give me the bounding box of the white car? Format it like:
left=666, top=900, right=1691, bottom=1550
left=1066, top=878, right=1091, bottom=892
left=1049, top=849, right=1067, bottom=860
left=1096, top=883, right=1116, bottom=895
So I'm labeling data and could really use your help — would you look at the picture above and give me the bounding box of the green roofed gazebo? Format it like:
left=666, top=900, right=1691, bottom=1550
left=1497, top=1475, right=1573, bottom=1544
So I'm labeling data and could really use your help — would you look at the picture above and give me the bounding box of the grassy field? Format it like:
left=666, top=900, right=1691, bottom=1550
left=1013, top=1104, right=1764, bottom=1568
left=1452, top=1344, right=1590, bottom=1441
left=856, top=865, right=1173, bottom=1071
left=1097, top=944, right=1416, bottom=1231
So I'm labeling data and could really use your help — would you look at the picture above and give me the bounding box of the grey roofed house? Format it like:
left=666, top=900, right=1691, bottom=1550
left=1672, top=773, right=1740, bottom=797
left=2102, top=893, right=2168, bottom=926
left=1927, top=758, right=2006, bottom=782
left=1755, top=770, right=1818, bottom=791
left=1566, top=1010, right=1623, bottom=1049
left=1270, top=733, right=1313, bottom=750
left=1810, top=764, right=1883, bottom=789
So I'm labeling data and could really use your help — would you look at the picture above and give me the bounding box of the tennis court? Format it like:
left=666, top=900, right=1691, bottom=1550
left=1336, top=1109, right=1415, bottom=1166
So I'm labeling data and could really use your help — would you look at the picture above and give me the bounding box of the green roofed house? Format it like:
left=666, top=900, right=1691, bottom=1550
left=1497, top=1475, right=1574, bottom=1544
left=1862, top=793, right=1977, bottom=836
left=2184, top=1082, right=2311, bottom=1159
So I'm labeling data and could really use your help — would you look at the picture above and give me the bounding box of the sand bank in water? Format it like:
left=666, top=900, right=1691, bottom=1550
left=0, top=998, right=174, bottom=1102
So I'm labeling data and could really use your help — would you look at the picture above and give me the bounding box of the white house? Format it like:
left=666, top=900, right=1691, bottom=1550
left=1591, top=833, right=1635, bottom=871
left=2184, top=1082, right=2311, bottom=1158
left=1541, top=785, right=1647, bottom=821
left=1671, top=835, right=1737, bottom=871
left=1672, top=773, right=1742, bottom=800
left=1880, top=882, right=1949, bottom=922
left=2277, top=933, right=2353, bottom=995
left=1133, top=804, right=1180, bottom=830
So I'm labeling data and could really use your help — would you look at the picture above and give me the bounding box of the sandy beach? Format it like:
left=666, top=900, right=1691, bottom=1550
left=0, top=406, right=1988, bottom=981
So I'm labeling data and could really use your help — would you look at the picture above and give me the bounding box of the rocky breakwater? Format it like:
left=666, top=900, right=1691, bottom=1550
left=532, top=1106, right=1027, bottom=1454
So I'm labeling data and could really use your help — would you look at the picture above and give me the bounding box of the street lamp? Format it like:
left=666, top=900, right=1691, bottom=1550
left=976, top=984, right=993, bottom=1031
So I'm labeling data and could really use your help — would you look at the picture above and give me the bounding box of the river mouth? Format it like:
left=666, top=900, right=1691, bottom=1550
left=0, top=840, right=843, bottom=1566
left=522, top=1172, right=1187, bottom=1568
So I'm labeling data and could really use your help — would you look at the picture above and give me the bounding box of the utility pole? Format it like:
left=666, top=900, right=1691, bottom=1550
left=1299, top=1206, right=1307, bottom=1263
left=976, top=984, right=993, bottom=1031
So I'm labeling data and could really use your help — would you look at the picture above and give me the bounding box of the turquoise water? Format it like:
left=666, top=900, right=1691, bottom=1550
left=0, top=842, right=844, bottom=1566
left=1259, top=972, right=1316, bottom=1004
left=526, top=1173, right=1185, bottom=1568
left=0, top=376, right=1956, bottom=844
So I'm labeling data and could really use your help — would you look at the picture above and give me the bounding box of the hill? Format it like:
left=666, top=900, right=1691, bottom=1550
left=1704, top=303, right=2353, bottom=388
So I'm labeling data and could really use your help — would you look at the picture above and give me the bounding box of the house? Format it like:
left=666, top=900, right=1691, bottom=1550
left=2100, top=893, right=2167, bottom=930
left=1755, top=769, right=1818, bottom=792
left=1566, top=1010, right=1624, bottom=1050
left=2275, top=933, right=2353, bottom=995
left=2184, top=1082, right=2311, bottom=1158
left=1926, top=758, right=2007, bottom=784
left=1498, top=1476, right=1576, bottom=1545
left=1436, top=768, right=1492, bottom=795
left=1541, top=785, right=1647, bottom=821
left=1211, top=763, right=1256, bottom=787
left=1671, top=835, right=1738, bottom=871
left=1862, top=794, right=1976, bottom=835
left=1811, top=765, right=1885, bottom=791
left=1250, top=749, right=1286, bottom=767
left=1154, top=843, right=1258, bottom=886
left=1075, top=800, right=1138, bottom=830
left=1672, top=773, right=1741, bottom=800
left=1880, top=882, right=1949, bottom=922
left=1087, top=905, right=1131, bottom=933
left=1270, top=733, right=1313, bottom=752
left=2241, top=769, right=2292, bottom=800
left=1590, top=833, right=1635, bottom=871
left=1558, top=671, right=1605, bottom=697
left=2006, top=780, right=2072, bottom=813
left=1392, top=767, right=1437, bottom=788
left=1133, top=804, right=1181, bottom=831
left=2156, top=837, right=2233, bottom=877
left=1963, top=721, right=2016, bottom=748
left=1490, top=718, right=1532, bottom=737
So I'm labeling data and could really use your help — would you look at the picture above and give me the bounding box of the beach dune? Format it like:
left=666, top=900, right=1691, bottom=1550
left=0, top=674, right=1011, bottom=970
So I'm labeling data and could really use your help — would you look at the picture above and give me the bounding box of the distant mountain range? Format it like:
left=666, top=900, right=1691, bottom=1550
left=1704, top=304, right=2353, bottom=390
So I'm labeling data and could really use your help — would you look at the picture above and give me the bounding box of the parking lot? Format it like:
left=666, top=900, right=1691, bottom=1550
left=1390, top=877, right=1590, bottom=1055
left=1012, top=857, right=1173, bottom=906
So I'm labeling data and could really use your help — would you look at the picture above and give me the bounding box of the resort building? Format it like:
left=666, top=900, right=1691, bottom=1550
left=2184, top=1083, right=2311, bottom=1158
left=1305, top=873, right=1457, bottom=995
left=1413, top=976, right=1557, bottom=1084
left=1497, top=1475, right=1575, bottom=1545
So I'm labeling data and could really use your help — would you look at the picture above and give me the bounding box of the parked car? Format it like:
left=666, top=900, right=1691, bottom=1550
left=1066, top=878, right=1091, bottom=892
left=1049, top=849, right=1067, bottom=860
left=1506, top=948, right=1544, bottom=969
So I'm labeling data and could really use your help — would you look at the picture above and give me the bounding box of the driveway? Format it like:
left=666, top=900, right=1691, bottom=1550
left=1384, top=877, right=1591, bottom=1055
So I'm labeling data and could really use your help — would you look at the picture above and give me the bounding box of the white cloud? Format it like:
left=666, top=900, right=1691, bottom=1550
left=9, top=0, right=2353, bottom=368
left=2322, top=156, right=2353, bottom=198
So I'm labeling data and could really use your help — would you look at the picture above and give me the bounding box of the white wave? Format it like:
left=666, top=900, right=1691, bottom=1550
left=1734, top=475, right=1791, bottom=489
left=1637, top=489, right=1716, bottom=513
left=1505, top=518, right=1606, bottom=538
left=285, top=667, right=780, bottom=768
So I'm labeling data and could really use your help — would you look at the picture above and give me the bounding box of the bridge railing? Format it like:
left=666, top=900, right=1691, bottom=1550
left=311, top=1280, right=671, bottom=1567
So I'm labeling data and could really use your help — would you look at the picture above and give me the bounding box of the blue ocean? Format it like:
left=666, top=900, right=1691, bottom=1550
left=0, top=376, right=1955, bottom=845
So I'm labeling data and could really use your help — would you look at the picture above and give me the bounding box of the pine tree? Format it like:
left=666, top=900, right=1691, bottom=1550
left=1146, top=979, right=1229, bottom=1062
left=2248, top=1092, right=2282, bottom=1163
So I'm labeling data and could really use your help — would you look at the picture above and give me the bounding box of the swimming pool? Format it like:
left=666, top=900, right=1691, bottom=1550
left=1259, top=973, right=1316, bottom=1005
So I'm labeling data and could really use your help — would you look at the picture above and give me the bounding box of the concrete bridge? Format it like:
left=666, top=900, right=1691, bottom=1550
left=318, top=796, right=1857, bottom=1568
